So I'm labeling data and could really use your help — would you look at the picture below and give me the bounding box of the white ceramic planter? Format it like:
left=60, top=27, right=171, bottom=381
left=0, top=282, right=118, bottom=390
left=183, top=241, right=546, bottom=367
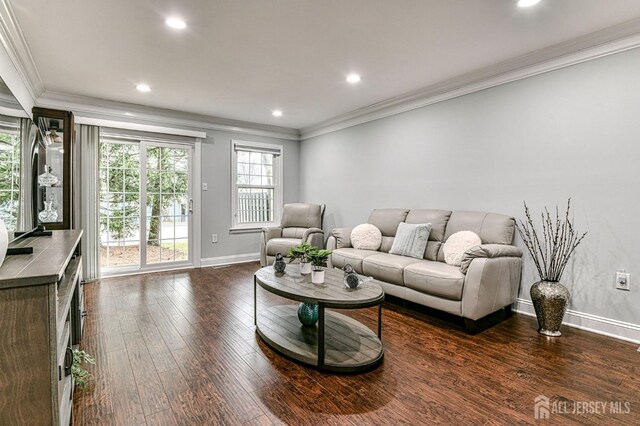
left=311, top=269, right=325, bottom=284
left=0, top=219, right=8, bottom=267
left=300, top=262, right=312, bottom=274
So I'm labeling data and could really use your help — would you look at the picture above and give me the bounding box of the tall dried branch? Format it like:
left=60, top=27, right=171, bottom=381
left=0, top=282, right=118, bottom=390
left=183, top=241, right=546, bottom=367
left=516, top=199, right=587, bottom=282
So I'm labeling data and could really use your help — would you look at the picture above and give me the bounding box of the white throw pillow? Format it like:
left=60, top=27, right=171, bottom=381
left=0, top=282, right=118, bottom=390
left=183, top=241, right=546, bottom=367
left=443, top=231, right=482, bottom=266
left=350, top=224, right=382, bottom=250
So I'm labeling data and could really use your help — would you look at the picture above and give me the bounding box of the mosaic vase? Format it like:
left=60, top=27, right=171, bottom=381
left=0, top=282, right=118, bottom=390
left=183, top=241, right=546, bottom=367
left=530, top=280, right=570, bottom=337
left=297, top=302, right=318, bottom=327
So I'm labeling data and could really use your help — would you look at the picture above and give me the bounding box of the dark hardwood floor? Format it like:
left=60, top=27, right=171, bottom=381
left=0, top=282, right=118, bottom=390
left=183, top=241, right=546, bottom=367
left=73, top=262, right=639, bottom=425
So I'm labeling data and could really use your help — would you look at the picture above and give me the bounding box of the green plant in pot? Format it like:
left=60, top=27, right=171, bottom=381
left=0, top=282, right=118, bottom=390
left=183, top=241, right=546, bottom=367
left=308, top=249, right=332, bottom=285
left=288, top=242, right=315, bottom=275
left=72, top=349, right=95, bottom=389
left=517, top=199, right=587, bottom=337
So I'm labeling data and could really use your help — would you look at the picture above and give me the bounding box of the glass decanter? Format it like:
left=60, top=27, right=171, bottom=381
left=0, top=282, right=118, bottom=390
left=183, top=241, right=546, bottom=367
left=38, top=164, right=59, bottom=187
left=38, top=200, right=58, bottom=223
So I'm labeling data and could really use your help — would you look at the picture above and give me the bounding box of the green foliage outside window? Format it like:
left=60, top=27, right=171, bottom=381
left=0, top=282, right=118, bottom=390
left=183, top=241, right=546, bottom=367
left=99, top=142, right=189, bottom=244
left=0, top=130, right=21, bottom=231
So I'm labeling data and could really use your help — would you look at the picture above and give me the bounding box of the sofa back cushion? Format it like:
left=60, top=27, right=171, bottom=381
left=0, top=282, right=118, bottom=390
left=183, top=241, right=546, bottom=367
left=367, top=209, right=410, bottom=253
left=438, top=211, right=515, bottom=262
left=405, top=209, right=452, bottom=260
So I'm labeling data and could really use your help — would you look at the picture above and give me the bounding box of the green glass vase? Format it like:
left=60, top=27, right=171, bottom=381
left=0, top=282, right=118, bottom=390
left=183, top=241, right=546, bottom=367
left=297, top=303, right=318, bottom=327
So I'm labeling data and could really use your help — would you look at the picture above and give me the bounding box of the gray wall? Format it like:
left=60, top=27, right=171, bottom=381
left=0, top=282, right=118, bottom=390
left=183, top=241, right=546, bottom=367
left=299, top=47, right=640, bottom=325
left=200, top=130, right=299, bottom=259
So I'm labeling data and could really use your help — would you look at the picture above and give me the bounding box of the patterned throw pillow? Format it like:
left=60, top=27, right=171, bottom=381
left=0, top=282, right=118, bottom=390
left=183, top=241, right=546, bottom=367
left=350, top=224, right=383, bottom=250
left=389, top=223, right=432, bottom=259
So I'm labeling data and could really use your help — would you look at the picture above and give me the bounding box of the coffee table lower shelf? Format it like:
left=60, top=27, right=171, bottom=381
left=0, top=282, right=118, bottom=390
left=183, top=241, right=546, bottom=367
left=256, top=305, right=384, bottom=373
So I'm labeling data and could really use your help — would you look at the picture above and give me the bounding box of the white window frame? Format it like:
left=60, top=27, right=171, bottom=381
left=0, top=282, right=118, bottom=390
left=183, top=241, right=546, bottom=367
left=231, top=140, right=283, bottom=231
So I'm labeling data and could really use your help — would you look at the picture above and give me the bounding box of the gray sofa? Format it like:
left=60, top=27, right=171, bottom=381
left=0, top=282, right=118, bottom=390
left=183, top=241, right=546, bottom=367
left=260, top=203, right=325, bottom=267
left=327, top=209, right=522, bottom=329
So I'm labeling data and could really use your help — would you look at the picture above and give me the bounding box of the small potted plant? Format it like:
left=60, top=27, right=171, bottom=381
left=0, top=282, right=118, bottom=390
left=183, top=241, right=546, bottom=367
left=288, top=242, right=315, bottom=274
left=307, top=248, right=332, bottom=284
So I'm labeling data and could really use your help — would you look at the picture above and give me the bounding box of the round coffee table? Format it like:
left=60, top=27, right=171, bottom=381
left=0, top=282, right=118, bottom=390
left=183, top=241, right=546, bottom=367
left=254, top=265, right=385, bottom=373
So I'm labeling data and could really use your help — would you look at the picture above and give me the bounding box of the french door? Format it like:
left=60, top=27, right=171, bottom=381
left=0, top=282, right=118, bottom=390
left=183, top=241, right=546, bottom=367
left=99, top=139, right=194, bottom=275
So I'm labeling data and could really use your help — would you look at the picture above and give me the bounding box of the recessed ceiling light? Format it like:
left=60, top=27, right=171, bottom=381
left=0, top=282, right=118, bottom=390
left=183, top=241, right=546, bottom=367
left=517, top=0, right=541, bottom=7
left=136, top=83, right=151, bottom=93
left=346, top=73, right=361, bottom=84
left=165, top=17, right=187, bottom=29
left=272, top=110, right=283, bottom=117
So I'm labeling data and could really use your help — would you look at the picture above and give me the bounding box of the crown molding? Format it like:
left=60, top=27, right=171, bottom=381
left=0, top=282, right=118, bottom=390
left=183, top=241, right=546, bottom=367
left=0, top=0, right=43, bottom=101
left=301, top=18, right=640, bottom=140
left=37, top=91, right=301, bottom=141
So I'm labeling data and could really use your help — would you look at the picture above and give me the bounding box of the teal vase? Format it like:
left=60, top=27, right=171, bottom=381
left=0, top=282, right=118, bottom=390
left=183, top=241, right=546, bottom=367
left=297, top=303, right=318, bottom=326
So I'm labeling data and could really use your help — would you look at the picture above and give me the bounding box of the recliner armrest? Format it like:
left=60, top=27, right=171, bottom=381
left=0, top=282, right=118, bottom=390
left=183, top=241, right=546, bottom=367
left=302, top=227, right=323, bottom=243
left=460, top=244, right=522, bottom=274
left=331, top=227, right=353, bottom=249
left=261, top=226, right=282, bottom=242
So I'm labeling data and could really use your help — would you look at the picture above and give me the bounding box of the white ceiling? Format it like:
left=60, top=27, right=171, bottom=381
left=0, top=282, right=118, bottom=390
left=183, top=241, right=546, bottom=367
left=11, top=0, right=640, bottom=130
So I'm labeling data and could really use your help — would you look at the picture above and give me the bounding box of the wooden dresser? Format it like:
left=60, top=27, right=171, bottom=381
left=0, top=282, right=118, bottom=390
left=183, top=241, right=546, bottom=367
left=0, top=230, right=84, bottom=425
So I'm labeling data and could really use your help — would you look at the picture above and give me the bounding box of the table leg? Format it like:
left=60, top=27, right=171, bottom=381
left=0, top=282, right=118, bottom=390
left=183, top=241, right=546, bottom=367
left=253, top=276, right=257, bottom=326
left=318, top=304, right=325, bottom=369
left=378, top=303, right=382, bottom=339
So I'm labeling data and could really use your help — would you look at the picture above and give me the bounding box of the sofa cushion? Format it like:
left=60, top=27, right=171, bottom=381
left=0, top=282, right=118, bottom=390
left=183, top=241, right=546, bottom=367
left=405, top=209, right=451, bottom=242
left=362, top=253, right=422, bottom=286
left=405, top=209, right=452, bottom=261
left=444, top=211, right=515, bottom=245
left=282, top=227, right=306, bottom=238
left=367, top=209, right=409, bottom=236
left=266, top=238, right=301, bottom=256
left=331, top=248, right=379, bottom=274
left=350, top=223, right=382, bottom=250
left=404, top=261, right=466, bottom=301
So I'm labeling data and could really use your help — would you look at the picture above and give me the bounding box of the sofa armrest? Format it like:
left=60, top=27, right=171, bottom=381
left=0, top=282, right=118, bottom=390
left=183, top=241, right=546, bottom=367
left=460, top=244, right=522, bottom=274
left=461, top=256, right=522, bottom=321
left=331, top=227, right=353, bottom=249
left=260, top=226, right=282, bottom=266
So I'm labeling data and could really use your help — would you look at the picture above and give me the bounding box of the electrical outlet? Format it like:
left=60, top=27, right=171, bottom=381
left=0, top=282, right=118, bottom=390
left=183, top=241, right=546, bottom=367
left=202, top=182, right=208, bottom=191
left=212, top=234, right=218, bottom=243
left=616, top=270, right=630, bottom=291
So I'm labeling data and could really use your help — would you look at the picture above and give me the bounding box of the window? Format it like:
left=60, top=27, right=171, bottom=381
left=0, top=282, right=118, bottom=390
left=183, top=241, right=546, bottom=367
left=231, top=140, right=283, bottom=229
left=0, top=119, right=21, bottom=231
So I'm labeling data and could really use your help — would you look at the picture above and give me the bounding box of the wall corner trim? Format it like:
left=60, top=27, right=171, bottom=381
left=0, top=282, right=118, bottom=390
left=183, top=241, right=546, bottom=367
left=514, top=298, right=640, bottom=344
left=0, top=0, right=43, bottom=101
left=200, top=253, right=260, bottom=268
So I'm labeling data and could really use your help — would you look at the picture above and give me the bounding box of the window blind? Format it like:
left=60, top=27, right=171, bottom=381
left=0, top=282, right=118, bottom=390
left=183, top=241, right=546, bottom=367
left=233, top=141, right=282, bottom=156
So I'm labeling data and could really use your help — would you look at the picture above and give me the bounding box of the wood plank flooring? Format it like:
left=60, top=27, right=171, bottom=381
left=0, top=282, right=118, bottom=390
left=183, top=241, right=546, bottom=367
left=73, top=262, right=640, bottom=425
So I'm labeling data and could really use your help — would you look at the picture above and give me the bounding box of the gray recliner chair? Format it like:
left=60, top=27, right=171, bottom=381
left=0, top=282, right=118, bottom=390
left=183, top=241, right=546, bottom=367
left=260, top=203, right=325, bottom=267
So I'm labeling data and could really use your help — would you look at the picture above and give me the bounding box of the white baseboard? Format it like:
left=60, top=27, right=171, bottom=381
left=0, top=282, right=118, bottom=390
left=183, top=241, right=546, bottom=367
left=200, top=252, right=260, bottom=268
left=514, top=298, right=640, bottom=344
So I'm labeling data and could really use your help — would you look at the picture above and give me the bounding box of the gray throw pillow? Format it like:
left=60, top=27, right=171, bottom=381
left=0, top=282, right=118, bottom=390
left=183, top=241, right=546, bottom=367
left=389, top=223, right=431, bottom=259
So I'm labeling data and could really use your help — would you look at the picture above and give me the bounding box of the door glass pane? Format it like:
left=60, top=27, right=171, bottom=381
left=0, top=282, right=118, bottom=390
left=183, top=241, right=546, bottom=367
left=99, top=142, right=141, bottom=269
left=146, top=145, right=190, bottom=265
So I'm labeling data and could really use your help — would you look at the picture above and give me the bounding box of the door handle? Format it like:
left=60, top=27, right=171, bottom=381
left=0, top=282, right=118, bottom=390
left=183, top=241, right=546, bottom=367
left=189, top=199, right=193, bottom=213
